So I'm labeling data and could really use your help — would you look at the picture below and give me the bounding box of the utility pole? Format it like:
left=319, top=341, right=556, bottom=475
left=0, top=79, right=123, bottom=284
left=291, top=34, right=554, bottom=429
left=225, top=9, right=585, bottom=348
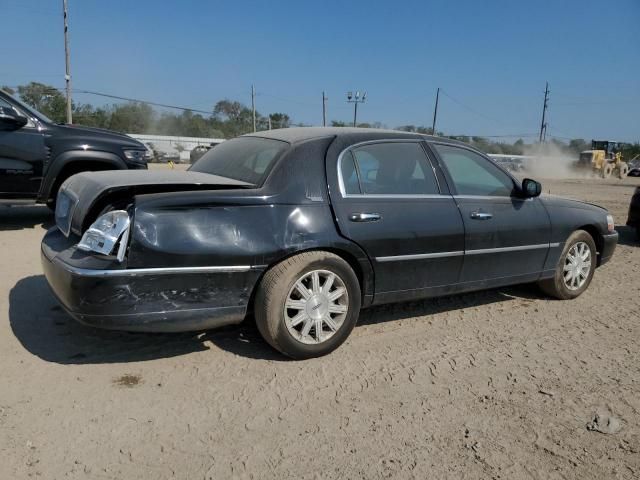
left=63, top=0, right=72, bottom=124
left=346, top=91, right=366, bottom=127
left=431, top=87, right=440, bottom=135
left=322, top=91, right=327, bottom=126
left=539, top=82, right=549, bottom=143
left=251, top=84, right=256, bottom=132
left=268, top=115, right=272, bottom=130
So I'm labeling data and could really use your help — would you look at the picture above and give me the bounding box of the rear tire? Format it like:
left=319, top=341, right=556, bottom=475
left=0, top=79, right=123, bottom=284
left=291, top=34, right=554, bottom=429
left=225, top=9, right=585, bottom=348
left=254, top=251, right=361, bottom=359
left=603, top=163, right=613, bottom=178
left=538, top=230, right=597, bottom=300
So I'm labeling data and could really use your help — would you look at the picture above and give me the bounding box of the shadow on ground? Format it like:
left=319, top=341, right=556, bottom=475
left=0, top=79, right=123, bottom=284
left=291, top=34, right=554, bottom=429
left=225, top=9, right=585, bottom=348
left=10, top=274, right=545, bottom=364
left=0, top=205, right=53, bottom=231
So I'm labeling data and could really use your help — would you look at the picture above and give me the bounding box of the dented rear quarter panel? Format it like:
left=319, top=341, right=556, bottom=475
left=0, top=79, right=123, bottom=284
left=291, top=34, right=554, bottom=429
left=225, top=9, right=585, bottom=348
left=127, top=135, right=375, bottom=303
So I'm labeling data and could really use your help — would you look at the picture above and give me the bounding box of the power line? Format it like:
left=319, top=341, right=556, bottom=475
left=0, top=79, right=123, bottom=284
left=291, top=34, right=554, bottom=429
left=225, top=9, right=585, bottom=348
left=74, top=89, right=214, bottom=115
left=439, top=90, right=504, bottom=125
left=5, top=85, right=216, bottom=115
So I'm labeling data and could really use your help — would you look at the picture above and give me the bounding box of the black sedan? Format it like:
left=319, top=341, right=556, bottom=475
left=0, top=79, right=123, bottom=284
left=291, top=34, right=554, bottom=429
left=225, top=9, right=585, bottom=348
left=42, top=128, right=618, bottom=359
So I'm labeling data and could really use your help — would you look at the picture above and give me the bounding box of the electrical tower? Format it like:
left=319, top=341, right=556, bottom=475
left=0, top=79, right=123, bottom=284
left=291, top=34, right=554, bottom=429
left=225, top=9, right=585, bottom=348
left=432, top=87, right=440, bottom=135
left=347, top=91, right=366, bottom=127
left=539, top=82, right=549, bottom=143
left=63, top=0, right=72, bottom=124
left=322, top=91, right=327, bottom=127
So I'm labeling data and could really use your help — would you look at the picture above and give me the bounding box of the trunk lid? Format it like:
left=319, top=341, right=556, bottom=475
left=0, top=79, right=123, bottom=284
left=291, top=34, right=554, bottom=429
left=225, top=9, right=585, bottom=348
left=58, top=170, right=251, bottom=236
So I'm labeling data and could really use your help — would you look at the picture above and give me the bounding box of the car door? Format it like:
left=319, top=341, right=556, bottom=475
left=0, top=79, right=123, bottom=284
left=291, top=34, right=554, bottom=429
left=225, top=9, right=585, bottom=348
left=430, top=142, right=551, bottom=285
left=0, top=97, right=46, bottom=197
left=329, top=140, right=465, bottom=303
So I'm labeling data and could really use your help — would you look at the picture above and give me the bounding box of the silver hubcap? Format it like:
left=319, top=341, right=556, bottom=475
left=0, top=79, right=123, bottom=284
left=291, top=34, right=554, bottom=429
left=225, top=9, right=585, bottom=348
left=563, top=241, right=592, bottom=290
left=284, top=269, right=349, bottom=345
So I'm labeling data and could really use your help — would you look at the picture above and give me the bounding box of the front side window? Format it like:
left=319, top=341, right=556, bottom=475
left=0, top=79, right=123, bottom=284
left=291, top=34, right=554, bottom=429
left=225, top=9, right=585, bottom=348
left=345, top=142, right=439, bottom=195
left=190, top=136, right=288, bottom=186
left=433, top=144, right=514, bottom=196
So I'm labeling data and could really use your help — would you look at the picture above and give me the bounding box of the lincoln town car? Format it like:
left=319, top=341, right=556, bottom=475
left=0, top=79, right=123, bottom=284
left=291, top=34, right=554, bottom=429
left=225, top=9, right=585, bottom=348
left=41, top=128, right=618, bottom=358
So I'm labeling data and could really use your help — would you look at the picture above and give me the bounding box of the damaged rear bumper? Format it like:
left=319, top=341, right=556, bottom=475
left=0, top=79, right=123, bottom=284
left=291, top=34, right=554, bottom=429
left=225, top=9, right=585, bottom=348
left=41, top=228, right=263, bottom=332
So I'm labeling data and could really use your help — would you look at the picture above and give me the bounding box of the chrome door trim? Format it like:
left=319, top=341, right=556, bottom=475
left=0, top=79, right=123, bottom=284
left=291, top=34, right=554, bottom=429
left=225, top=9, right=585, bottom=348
left=465, top=243, right=552, bottom=255
left=341, top=193, right=446, bottom=199
left=376, top=251, right=464, bottom=262
left=375, top=242, right=560, bottom=262
left=453, top=194, right=532, bottom=201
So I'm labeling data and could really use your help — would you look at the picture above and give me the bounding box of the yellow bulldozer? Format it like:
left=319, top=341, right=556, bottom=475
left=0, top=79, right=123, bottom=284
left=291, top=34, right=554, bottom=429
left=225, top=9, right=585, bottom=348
left=577, top=140, right=629, bottom=179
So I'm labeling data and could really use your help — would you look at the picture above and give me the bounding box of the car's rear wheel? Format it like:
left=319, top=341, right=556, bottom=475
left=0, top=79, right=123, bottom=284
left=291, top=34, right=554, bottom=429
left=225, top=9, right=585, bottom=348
left=254, top=251, right=361, bottom=359
left=538, top=230, right=597, bottom=300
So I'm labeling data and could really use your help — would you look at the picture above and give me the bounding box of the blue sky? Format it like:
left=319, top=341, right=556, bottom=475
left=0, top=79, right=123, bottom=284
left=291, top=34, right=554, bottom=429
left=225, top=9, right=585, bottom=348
left=1, top=0, right=639, bottom=142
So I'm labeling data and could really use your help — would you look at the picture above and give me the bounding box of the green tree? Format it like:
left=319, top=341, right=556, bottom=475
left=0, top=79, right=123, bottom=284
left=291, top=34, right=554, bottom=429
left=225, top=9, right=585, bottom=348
left=108, top=102, right=154, bottom=133
left=16, top=82, right=67, bottom=123
left=213, top=100, right=254, bottom=138
left=268, top=113, right=291, bottom=129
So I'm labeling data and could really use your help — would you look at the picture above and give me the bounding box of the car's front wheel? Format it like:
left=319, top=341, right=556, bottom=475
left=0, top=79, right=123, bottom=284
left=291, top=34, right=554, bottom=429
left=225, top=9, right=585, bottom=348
left=255, top=251, right=361, bottom=359
left=538, top=230, right=597, bottom=300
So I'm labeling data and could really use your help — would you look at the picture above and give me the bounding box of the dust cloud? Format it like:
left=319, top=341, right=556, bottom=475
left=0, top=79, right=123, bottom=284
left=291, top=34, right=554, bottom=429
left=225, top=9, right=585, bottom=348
left=522, top=143, right=587, bottom=179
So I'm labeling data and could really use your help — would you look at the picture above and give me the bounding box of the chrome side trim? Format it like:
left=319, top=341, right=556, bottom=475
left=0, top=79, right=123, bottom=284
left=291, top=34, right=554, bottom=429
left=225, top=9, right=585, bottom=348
left=52, top=257, right=257, bottom=277
left=376, top=243, right=556, bottom=262
left=376, top=251, right=464, bottom=262
left=465, top=243, right=550, bottom=255
left=342, top=193, right=447, bottom=199
left=453, top=194, right=530, bottom=201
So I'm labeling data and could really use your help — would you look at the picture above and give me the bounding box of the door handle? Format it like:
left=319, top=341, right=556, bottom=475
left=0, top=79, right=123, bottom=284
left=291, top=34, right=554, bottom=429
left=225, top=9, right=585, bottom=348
left=349, top=213, right=381, bottom=222
left=470, top=211, right=493, bottom=220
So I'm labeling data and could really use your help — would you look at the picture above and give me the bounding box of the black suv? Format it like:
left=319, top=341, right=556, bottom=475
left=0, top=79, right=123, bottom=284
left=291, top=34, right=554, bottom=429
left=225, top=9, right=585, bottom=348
left=0, top=89, right=149, bottom=208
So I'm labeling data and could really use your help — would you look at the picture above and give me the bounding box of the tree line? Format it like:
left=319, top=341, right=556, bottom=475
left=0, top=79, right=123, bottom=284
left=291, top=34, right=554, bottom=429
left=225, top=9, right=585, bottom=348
left=3, top=82, right=639, bottom=160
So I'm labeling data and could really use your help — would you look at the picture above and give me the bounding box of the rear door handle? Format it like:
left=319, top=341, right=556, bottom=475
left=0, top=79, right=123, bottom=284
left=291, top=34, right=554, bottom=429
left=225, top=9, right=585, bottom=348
left=470, top=211, right=493, bottom=220
left=349, top=213, right=381, bottom=222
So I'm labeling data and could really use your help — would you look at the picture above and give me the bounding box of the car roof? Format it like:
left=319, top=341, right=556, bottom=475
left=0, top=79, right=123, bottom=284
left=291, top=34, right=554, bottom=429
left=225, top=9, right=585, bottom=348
left=244, top=126, right=469, bottom=147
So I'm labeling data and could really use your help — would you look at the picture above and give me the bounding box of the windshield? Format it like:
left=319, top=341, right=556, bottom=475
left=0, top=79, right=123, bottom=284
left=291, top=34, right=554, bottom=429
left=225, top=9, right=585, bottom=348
left=189, top=136, right=288, bottom=186
left=2, top=91, right=54, bottom=123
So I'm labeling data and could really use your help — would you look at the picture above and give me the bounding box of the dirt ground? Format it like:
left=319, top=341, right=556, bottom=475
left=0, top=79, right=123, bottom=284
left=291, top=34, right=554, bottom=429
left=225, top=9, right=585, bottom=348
left=1, top=172, right=639, bottom=480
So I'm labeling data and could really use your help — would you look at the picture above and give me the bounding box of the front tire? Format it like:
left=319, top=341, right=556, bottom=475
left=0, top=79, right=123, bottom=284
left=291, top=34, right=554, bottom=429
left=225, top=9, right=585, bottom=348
left=254, top=251, right=361, bottom=359
left=618, top=163, right=629, bottom=178
left=538, top=230, right=597, bottom=300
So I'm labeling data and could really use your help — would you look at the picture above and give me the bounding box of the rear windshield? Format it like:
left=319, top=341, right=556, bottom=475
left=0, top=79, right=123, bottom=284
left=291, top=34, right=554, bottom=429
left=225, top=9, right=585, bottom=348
left=190, top=136, right=288, bottom=186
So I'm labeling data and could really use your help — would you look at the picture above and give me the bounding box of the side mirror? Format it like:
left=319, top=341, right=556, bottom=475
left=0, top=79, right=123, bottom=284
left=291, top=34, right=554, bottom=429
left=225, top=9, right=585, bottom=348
left=0, top=106, right=28, bottom=130
left=521, top=178, right=541, bottom=198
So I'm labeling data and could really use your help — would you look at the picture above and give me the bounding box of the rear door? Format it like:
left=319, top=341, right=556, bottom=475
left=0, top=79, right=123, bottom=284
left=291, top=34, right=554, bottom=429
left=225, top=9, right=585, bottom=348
left=430, top=143, right=551, bottom=285
left=329, top=140, right=465, bottom=302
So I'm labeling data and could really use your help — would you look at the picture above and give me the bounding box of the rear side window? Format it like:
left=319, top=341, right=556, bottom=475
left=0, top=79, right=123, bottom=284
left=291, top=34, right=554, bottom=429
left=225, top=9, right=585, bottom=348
left=190, top=137, right=288, bottom=186
left=346, top=142, right=439, bottom=195
left=433, top=144, right=514, bottom=196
